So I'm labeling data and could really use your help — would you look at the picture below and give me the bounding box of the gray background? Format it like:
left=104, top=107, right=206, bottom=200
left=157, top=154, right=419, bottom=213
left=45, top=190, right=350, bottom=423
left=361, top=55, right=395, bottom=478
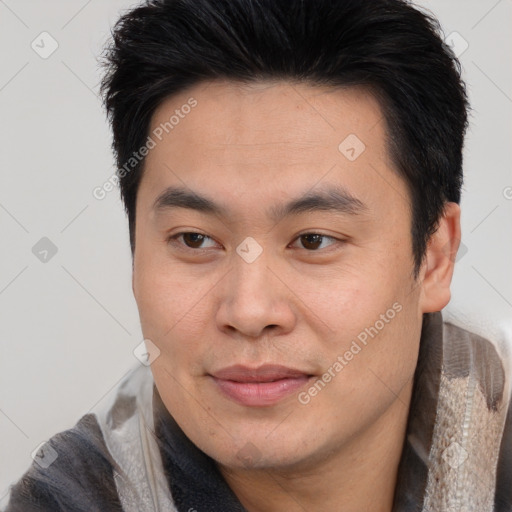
left=1, top=0, right=511, bottom=500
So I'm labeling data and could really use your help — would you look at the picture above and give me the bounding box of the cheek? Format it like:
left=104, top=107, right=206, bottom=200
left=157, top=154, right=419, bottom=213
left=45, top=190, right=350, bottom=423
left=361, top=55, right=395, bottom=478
left=312, top=262, right=418, bottom=371
left=134, top=252, right=205, bottom=327
left=133, top=260, right=216, bottom=373
left=312, top=270, right=391, bottom=331
left=318, top=301, right=420, bottom=413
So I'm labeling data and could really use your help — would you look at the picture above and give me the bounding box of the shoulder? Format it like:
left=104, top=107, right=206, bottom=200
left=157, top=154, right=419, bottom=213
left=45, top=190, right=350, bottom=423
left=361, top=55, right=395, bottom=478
left=4, top=413, right=123, bottom=512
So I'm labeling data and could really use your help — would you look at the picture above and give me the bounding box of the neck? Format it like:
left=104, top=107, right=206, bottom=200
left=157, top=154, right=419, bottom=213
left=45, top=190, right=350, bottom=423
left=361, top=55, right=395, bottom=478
left=218, top=379, right=413, bottom=512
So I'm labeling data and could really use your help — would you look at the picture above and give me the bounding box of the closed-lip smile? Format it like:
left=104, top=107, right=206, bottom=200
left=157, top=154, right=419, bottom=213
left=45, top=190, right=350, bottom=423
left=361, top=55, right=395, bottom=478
left=210, top=364, right=313, bottom=406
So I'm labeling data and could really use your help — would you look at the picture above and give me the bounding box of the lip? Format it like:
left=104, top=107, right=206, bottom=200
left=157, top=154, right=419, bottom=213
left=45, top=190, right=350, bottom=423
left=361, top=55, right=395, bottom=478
left=210, top=365, right=313, bottom=407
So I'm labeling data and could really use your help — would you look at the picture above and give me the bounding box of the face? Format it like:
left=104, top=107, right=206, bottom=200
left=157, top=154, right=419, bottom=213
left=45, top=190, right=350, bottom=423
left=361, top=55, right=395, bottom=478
left=132, top=80, right=436, bottom=472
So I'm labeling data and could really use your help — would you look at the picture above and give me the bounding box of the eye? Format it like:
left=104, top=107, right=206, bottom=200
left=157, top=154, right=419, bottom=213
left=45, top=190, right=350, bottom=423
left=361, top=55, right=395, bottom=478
left=167, top=231, right=343, bottom=253
left=168, top=232, right=218, bottom=250
left=290, top=233, right=340, bottom=251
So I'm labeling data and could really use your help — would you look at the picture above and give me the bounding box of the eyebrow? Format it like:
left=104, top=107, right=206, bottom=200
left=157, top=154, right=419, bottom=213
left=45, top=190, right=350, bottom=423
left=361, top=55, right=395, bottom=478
left=153, top=185, right=368, bottom=223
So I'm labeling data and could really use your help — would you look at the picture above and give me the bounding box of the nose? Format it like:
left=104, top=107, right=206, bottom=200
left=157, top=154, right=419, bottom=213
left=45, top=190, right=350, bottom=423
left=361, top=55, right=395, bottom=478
left=215, top=252, right=297, bottom=340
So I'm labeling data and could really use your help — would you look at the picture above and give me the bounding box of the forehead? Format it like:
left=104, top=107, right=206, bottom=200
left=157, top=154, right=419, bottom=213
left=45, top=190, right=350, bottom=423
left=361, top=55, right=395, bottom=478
left=139, top=79, right=407, bottom=220
left=148, top=80, right=388, bottom=161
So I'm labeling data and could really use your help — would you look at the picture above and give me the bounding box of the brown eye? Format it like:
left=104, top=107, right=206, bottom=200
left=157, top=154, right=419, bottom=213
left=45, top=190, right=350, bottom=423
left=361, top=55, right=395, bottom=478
left=168, top=232, right=217, bottom=250
left=295, top=233, right=338, bottom=251
left=182, top=233, right=207, bottom=248
left=300, top=234, right=324, bottom=250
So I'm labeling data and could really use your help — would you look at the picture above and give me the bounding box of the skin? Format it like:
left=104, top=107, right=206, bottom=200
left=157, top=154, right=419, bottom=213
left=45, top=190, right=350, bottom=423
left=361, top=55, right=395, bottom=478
left=132, top=80, right=461, bottom=511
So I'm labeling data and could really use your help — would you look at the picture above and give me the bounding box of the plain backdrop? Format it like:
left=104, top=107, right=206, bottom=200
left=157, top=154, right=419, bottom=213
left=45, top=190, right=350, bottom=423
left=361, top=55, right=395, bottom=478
left=1, top=0, right=511, bottom=501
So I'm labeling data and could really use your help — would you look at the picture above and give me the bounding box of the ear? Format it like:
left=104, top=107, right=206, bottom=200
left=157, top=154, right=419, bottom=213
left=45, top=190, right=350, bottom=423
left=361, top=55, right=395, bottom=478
left=418, top=202, right=461, bottom=313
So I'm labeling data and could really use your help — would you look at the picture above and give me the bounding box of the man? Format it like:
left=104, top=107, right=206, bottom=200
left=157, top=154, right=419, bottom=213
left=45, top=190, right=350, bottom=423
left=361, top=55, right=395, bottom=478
left=4, top=0, right=511, bottom=511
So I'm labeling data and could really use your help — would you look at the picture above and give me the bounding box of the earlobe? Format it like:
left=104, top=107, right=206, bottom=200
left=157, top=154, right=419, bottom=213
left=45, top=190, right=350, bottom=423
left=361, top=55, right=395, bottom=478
left=419, top=202, right=461, bottom=313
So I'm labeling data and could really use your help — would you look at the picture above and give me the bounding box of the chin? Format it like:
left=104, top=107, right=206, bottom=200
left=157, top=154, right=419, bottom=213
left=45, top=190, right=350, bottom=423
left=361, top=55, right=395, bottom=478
left=201, top=424, right=324, bottom=472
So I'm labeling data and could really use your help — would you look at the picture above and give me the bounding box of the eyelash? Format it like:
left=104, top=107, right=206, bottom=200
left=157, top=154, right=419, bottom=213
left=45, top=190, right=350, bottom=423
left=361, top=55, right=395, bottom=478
left=166, top=231, right=344, bottom=253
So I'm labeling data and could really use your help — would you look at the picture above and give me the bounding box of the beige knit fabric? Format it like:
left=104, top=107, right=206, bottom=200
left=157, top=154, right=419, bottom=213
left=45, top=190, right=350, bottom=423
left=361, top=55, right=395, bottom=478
left=423, top=322, right=510, bottom=512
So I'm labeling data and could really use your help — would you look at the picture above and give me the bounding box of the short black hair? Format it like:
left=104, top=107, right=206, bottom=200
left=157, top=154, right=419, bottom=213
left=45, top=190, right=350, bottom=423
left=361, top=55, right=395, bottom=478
left=100, top=0, right=470, bottom=276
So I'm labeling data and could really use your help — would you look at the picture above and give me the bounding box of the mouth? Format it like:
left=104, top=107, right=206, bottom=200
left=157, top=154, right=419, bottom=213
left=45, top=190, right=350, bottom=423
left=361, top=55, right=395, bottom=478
left=209, top=364, right=314, bottom=407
